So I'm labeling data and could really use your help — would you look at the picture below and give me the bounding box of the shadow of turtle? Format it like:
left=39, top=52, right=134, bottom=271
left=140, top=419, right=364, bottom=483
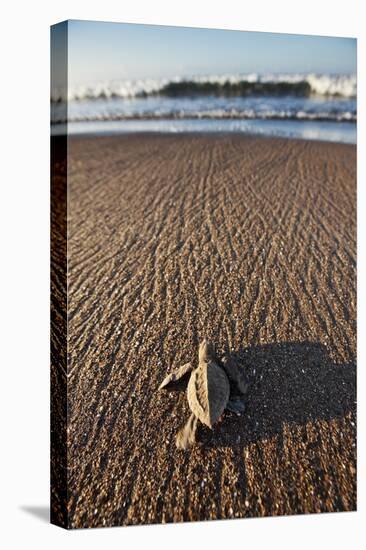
left=198, top=341, right=356, bottom=448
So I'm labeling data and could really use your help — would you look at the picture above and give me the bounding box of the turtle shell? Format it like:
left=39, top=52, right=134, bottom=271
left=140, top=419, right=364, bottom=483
left=187, top=362, right=230, bottom=428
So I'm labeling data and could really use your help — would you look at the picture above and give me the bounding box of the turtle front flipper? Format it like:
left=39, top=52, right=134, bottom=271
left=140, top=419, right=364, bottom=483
left=159, top=362, right=194, bottom=392
left=226, top=397, right=246, bottom=415
left=176, top=413, right=198, bottom=450
left=221, top=356, right=248, bottom=395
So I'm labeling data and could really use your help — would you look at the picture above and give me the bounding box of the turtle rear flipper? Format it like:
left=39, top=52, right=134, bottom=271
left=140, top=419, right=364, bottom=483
left=159, top=362, right=194, bottom=392
left=176, top=413, right=198, bottom=450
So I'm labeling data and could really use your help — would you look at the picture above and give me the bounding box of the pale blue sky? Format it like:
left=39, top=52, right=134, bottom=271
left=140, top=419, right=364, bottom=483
left=66, top=20, right=356, bottom=86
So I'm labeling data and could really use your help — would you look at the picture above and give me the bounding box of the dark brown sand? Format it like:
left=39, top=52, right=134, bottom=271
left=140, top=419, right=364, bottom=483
left=64, top=134, right=356, bottom=528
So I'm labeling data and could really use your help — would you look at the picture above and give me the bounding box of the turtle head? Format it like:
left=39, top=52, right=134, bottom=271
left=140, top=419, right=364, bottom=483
left=199, top=339, right=216, bottom=363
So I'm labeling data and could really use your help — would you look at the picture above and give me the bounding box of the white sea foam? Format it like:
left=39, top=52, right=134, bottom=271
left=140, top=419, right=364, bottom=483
left=51, top=73, right=356, bottom=102
left=51, top=110, right=356, bottom=124
left=51, top=118, right=357, bottom=144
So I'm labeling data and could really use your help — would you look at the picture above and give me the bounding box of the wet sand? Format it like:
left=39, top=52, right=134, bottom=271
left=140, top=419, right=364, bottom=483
left=63, top=133, right=356, bottom=528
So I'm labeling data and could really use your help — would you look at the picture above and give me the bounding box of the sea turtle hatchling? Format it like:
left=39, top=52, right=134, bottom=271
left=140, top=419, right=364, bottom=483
left=159, top=339, right=247, bottom=449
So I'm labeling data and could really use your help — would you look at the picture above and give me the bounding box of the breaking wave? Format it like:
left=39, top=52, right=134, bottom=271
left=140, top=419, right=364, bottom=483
left=51, top=73, right=356, bottom=102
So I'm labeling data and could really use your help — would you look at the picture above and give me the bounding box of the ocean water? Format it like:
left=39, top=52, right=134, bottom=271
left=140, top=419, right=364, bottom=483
left=51, top=73, right=356, bottom=143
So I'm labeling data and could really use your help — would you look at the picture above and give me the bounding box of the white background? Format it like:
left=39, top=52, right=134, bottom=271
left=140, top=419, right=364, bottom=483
left=0, top=1, right=364, bottom=548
